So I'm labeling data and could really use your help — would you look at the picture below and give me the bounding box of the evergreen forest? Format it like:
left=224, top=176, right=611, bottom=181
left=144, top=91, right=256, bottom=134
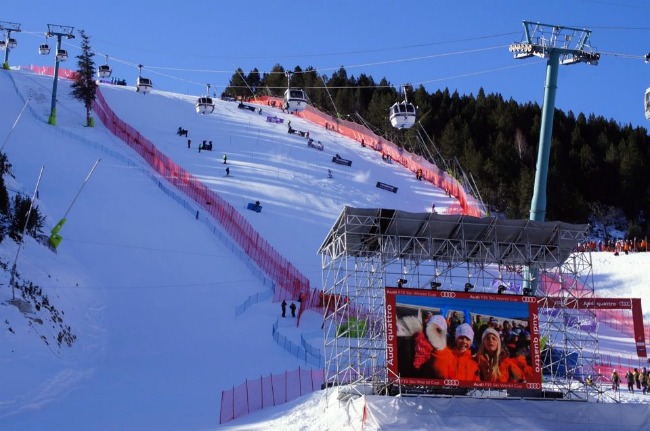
left=225, top=65, right=650, bottom=238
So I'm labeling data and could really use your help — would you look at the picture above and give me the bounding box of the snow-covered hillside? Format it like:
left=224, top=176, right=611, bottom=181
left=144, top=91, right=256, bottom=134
left=1, top=68, right=650, bottom=431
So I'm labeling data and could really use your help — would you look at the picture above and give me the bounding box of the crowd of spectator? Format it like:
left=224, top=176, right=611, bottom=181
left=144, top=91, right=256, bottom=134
left=577, top=238, right=648, bottom=253
left=407, top=311, right=534, bottom=383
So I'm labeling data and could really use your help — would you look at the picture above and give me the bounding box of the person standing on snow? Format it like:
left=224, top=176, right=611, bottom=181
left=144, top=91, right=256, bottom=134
left=626, top=370, right=635, bottom=393
left=611, top=369, right=620, bottom=391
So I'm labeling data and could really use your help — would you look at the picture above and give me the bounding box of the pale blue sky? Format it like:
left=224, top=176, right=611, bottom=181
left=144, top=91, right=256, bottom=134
left=5, top=0, right=650, bottom=127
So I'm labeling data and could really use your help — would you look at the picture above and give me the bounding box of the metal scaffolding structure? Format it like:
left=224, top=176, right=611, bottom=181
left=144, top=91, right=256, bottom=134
left=536, top=250, right=601, bottom=399
left=318, top=207, right=596, bottom=400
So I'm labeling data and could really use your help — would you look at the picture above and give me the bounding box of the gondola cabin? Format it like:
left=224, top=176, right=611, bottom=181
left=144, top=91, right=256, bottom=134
left=283, top=88, right=308, bottom=113
left=0, top=41, right=6, bottom=50
left=56, top=49, right=68, bottom=62
left=196, top=96, right=215, bottom=114
left=645, top=87, right=650, bottom=121
left=8, top=38, right=17, bottom=49
left=136, top=76, right=152, bottom=94
left=389, top=102, right=417, bottom=129
left=97, top=64, right=112, bottom=78
left=38, top=44, right=50, bottom=55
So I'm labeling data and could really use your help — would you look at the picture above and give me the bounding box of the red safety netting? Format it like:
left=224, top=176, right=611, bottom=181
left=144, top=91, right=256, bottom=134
left=250, top=96, right=485, bottom=217
left=219, top=368, right=325, bottom=424
left=90, top=87, right=311, bottom=304
left=19, top=64, right=78, bottom=80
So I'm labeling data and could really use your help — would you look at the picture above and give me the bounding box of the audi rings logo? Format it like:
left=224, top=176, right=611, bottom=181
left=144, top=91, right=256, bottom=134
left=522, top=296, right=537, bottom=303
left=440, top=292, right=456, bottom=298
left=526, top=383, right=542, bottom=389
left=443, top=379, right=460, bottom=386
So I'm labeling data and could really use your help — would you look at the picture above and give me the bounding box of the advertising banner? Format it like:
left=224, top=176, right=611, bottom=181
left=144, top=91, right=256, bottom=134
left=543, top=297, right=646, bottom=358
left=386, top=288, right=542, bottom=390
left=375, top=182, right=398, bottom=193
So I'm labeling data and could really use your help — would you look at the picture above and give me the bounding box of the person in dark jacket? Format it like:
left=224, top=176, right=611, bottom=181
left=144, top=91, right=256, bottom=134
left=281, top=300, right=287, bottom=318
left=626, top=370, right=635, bottom=393
left=611, top=369, right=620, bottom=391
left=290, top=302, right=297, bottom=317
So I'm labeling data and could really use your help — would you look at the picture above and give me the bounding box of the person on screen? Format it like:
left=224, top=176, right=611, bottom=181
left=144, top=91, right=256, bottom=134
left=447, top=311, right=462, bottom=346
left=472, top=314, right=488, bottom=347
left=476, top=327, right=526, bottom=383
left=510, top=330, right=534, bottom=382
left=451, top=323, right=479, bottom=381
left=412, top=314, right=454, bottom=379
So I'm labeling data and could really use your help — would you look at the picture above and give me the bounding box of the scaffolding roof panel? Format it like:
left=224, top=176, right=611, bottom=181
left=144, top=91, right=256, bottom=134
left=319, top=207, right=589, bottom=268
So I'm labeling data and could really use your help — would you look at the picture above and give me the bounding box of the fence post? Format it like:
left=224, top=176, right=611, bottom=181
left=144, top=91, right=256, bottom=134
left=271, top=372, right=275, bottom=406
left=219, top=390, right=223, bottom=424
left=246, top=379, right=250, bottom=414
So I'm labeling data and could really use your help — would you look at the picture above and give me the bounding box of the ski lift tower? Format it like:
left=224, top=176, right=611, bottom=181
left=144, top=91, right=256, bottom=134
left=509, top=21, right=599, bottom=295
left=0, top=21, right=21, bottom=70
left=509, top=21, right=599, bottom=223
left=46, top=24, right=75, bottom=126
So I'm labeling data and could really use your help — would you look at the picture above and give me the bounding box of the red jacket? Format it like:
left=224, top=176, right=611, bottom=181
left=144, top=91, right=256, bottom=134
left=412, top=332, right=454, bottom=378
left=413, top=331, right=433, bottom=370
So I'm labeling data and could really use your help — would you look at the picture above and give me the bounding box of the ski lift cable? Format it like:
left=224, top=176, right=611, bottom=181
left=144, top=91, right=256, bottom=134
left=46, top=35, right=519, bottom=93
left=49, top=43, right=536, bottom=95
left=19, top=28, right=650, bottom=95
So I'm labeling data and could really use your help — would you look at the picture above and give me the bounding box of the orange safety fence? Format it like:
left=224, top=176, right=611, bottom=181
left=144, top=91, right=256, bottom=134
left=19, top=64, right=78, bottom=80
left=88, top=84, right=311, bottom=306
left=250, top=96, right=486, bottom=218
left=219, top=368, right=325, bottom=424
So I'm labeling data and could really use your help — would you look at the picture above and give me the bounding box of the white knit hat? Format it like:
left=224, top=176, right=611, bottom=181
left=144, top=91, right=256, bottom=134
left=427, top=314, right=447, bottom=332
left=481, top=327, right=501, bottom=343
left=455, top=323, right=474, bottom=341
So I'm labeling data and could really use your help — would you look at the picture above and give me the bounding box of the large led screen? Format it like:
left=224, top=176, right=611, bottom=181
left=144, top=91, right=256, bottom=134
left=385, top=288, right=541, bottom=390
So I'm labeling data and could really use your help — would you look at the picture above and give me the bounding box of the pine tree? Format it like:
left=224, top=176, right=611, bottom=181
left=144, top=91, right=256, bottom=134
left=226, top=68, right=250, bottom=99
left=9, top=195, right=44, bottom=243
left=70, top=29, right=98, bottom=127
